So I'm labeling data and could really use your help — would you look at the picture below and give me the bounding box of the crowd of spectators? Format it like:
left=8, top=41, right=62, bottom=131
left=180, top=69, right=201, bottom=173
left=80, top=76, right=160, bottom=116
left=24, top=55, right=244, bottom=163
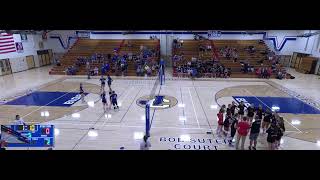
left=220, top=46, right=238, bottom=62
left=175, top=59, right=231, bottom=78
left=65, top=45, right=159, bottom=77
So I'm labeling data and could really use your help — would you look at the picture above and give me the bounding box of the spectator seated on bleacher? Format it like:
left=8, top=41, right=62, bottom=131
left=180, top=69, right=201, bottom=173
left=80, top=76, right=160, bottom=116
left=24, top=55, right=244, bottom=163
left=94, top=67, right=99, bottom=76
left=223, top=68, right=230, bottom=78
left=277, top=70, right=284, bottom=80
left=66, top=66, right=77, bottom=75
left=206, top=44, right=212, bottom=52
left=246, top=46, right=256, bottom=54
left=199, top=45, right=206, bottom=52
left=240, top=60, right=254, bottom=73
left=261, top=68, right=268, bottom=78
left=232, top=48, right=238, bottom=62
left=267, top=67, right=272, bottom=78
left=56, top=59, right=61, bottom=66
left=145, top=65, right=152, bottom=76
left=257, top=58, right=264, bottom=65
left=138, top=65, right=145, bottom=76
left=89, top=68, right=94, bottom=76
left=256, top=67, right=262, bottom=77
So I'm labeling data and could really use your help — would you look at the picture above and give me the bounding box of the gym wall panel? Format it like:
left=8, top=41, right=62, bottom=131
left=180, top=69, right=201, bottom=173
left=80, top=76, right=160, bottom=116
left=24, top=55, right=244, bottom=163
left=9, top=57, right=28, bottom=73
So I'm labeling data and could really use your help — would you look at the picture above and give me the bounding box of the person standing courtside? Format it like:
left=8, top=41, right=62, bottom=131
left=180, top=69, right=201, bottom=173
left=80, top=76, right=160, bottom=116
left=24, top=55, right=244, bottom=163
left=235, top=116, right=250, bottom=150
left=14, top=115, right=26, bottom=125
left=248, top=115, right=261, bottom=150
left=80, top=83, right=85, bottom=103
left=140, top=135, right=151, bottom=150
left=100, top=75, right=106, bottom=93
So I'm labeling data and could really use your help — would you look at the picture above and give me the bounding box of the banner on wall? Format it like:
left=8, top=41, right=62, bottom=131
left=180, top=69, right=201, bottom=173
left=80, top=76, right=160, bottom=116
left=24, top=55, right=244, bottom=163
left=76, top=31, right=90, bottom=38
left=15, top=42, right=24, bottom=53
left=20, top=34, right=28, bottom=41
left=208, top=31, right=221, bottom=38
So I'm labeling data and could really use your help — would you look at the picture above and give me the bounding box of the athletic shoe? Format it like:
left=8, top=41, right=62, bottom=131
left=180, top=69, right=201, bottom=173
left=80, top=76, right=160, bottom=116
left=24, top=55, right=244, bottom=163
left=252, top=147, right=256, bottom=150
left=249, top=146, right=252, bottom=150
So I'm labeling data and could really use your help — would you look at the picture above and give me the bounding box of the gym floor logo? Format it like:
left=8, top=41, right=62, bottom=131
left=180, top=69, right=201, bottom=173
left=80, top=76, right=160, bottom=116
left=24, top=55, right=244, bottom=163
left=136, top=95, right=178, bottom=109
left=160, top=137, right=229, bottom=150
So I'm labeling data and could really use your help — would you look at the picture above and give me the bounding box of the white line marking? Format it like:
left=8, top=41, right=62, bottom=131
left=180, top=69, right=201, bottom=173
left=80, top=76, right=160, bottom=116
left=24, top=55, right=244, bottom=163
left=244, top=88, right=302, bottom=133
left=188, top=87, right=200, bottom=128
left=118, top=86, right=132, bottom=103
left=38, top=121, right=212, bottom=130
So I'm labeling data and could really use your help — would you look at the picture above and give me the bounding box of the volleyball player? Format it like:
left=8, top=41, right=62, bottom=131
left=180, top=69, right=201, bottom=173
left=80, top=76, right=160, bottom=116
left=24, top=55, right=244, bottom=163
left=101, top=90, right=108, bottom=112
left=246, top=104, right=255, bottom=123
left=237, top=101, right=245, bottom=119
left=100, top=75, right=106, bottom=93
left=107, top=74, right=113, bottom=91
left=110, top=91, right=119, bottom=109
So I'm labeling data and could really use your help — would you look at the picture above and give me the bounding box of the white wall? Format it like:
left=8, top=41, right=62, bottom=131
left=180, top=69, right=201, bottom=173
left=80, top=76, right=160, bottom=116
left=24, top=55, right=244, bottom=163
left=0, top=34, right=40, bottom=59
left=0, top=33, right=54, bottom=74
left=45, top=30, right=78, bottom=53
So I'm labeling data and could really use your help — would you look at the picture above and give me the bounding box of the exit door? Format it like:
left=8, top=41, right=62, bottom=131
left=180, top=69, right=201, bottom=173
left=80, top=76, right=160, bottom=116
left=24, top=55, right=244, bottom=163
left=0, top=59, right=12, bottom=75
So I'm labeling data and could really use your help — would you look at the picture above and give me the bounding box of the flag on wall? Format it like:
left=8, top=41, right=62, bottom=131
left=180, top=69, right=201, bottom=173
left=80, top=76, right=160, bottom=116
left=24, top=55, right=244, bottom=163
left=0, top=33, right=16, bottom=54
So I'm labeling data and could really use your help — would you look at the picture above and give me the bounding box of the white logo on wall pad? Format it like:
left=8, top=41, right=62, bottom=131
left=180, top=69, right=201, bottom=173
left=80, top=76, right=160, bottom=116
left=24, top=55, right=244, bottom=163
left=63, top=94, right=82, bottom=105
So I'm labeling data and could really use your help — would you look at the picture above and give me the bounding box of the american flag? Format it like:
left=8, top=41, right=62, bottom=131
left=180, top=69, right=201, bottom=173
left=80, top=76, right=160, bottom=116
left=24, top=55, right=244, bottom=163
left=0, top=33, right=16, bottom=54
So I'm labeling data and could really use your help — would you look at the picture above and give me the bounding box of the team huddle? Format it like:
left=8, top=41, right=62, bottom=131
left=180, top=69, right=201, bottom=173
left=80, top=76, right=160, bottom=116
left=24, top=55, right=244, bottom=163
left=216, top=101, right=286, bottom=150
left=79, top=74, right=119, bottom=112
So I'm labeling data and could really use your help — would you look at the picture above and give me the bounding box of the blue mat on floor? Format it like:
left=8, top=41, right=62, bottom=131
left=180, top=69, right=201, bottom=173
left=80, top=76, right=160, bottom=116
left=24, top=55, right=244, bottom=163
left=5, top=91, right=88, bottom=107
left=233, top=96, right=320, bottom=114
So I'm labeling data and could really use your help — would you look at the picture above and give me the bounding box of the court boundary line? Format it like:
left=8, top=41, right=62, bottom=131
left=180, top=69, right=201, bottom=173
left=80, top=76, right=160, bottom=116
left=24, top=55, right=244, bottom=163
left=46, top=121, right=212, bottom=130
left=179, top=87, right=186, bottom=126
left=188, top=87, right=200, bottom=128
left=193, top=85, right=215, bottom=133
left=119, top=86, right=143, bottom=123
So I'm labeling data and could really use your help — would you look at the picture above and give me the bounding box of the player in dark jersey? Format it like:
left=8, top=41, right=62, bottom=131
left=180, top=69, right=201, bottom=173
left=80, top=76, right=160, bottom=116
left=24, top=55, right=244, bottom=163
left=229, top=113, right=239, bottom=146
left=107, top=74, right=113, bottom=91
left=255, top=104, right=264, bottom=120
left=237, top=101, right=245, bottom=119
left=230, top=101, right=236, bottom=116
left=262, top=109, right=272, bottom=133
left=100, top=75, right=106, bottom=93
left=246, top=104, right=255, bottom=123
left=80, top=83, right=85, bottom=103
left=101, top=90, right=108, bottom=112
left=110, top=91, right=119, bottom=109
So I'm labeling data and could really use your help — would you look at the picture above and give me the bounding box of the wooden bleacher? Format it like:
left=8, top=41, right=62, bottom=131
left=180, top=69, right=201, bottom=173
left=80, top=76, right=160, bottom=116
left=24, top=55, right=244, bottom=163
left=172, top=39, right=285, bottom=78
left=50, top=39, right=160, bottom=76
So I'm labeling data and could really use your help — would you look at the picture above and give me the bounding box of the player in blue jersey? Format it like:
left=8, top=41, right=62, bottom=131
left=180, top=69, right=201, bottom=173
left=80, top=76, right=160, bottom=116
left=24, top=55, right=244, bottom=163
left=107, top=74, right=113, bottom=91
left=101, top=90, right=108, bottom=112
left=110, top=91, right=119, bottom=109
left=100, top=75, right=106, bottom=93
